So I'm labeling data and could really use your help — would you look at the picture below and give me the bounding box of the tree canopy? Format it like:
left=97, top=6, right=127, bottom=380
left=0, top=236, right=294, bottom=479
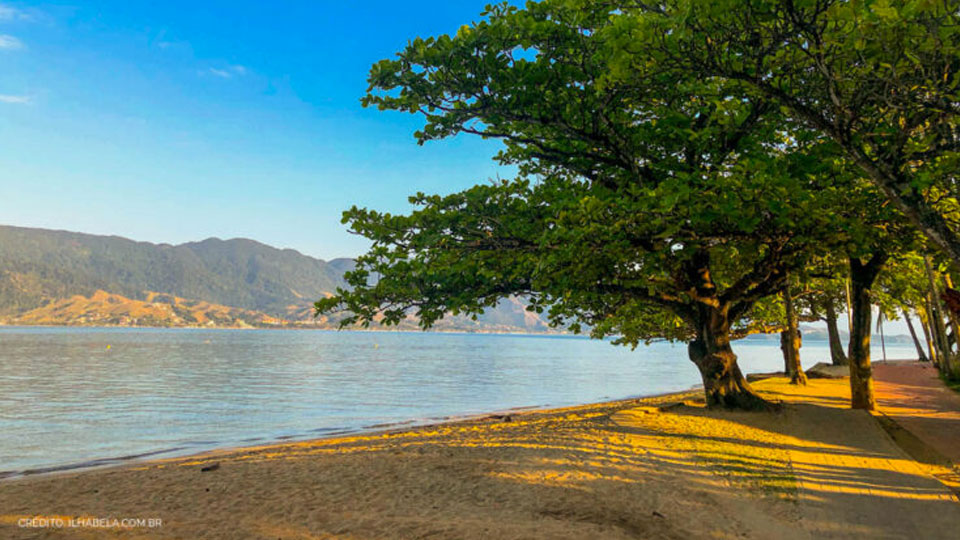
left=315, top=0, right=876, bottom=408
left=605, top=0, right=960, bottom=266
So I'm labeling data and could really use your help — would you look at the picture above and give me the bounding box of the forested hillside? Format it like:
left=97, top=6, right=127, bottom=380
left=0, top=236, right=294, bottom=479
left=0, top=225, right=552, bottom=331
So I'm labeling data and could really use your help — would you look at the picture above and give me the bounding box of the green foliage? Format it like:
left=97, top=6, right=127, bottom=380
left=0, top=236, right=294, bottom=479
left=877, top=252, right=931, bottom=317
left=607, top=0, right=960, bottom=265
left=318, top=0, right=865, bottom=347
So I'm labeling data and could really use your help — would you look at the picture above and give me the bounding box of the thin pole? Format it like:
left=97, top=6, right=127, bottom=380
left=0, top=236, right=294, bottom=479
left=877, top=309, right=887, bottom=363
left=845, top=278, right=854, bottom=333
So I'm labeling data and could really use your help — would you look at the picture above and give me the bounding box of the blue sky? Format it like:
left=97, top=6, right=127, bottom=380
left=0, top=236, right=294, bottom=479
left=0, top=1, right=512, bottom=260
left=0, top=1, right=917, bottom=337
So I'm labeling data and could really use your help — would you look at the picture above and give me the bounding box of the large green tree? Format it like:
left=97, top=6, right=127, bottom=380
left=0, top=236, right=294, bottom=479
left=606, top=0, right=960, bottom=267
left=317, top=1, right=843, bottom=408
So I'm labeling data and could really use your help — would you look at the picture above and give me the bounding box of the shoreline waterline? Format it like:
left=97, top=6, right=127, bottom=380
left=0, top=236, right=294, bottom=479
left=0, top=327, right=917, bottom=478
left=5, top=374, right=958, bottom=540
left=0, top=385, right=705, bottom=481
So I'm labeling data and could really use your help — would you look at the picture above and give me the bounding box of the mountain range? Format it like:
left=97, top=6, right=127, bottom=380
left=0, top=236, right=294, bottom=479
left=0, top=225, right=553, bottom=332
left=0, top=225, right=913, bottom=341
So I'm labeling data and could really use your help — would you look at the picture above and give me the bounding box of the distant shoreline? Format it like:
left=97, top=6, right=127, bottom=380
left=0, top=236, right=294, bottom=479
left=0, top=322, right=915, bottom=342
left=0, top=322, right=577, bottom=337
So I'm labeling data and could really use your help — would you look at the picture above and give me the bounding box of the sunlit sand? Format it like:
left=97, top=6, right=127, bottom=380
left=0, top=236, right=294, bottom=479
left=2, top=372, right=959, bottom=539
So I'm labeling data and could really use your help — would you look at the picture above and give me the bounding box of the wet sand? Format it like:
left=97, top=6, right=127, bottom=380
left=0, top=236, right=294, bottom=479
left=2, top=375, right=960, bottom=539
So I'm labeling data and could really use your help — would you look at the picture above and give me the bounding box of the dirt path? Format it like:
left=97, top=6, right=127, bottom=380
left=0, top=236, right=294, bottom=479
left=708, top=379, right=960, bottom=539
left=873, top=361, right=960, bottom=464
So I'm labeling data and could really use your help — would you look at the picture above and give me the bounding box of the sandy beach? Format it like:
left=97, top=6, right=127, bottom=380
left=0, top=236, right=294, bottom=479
left=2, top=366, right=960, bottom=539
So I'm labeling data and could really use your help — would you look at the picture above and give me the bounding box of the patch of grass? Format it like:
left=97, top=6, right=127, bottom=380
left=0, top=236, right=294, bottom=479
left=938, top=372, right=960, bottom=395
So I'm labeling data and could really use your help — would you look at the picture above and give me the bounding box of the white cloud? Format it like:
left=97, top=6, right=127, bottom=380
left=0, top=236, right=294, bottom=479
left=0, top=4, right=31, bottom=21
left=0, top=34, right=23, bottom=50
left=0, top=94, right=30, bottom=104
left=205, top=65, right=247, bottom=79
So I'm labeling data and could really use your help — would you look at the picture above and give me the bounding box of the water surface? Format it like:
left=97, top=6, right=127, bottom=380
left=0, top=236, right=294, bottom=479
left=0, top=327, right=918, bottom=475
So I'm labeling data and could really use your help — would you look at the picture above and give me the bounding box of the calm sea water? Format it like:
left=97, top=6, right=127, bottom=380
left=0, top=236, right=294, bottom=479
left=0, top=327, right=919, bottom=475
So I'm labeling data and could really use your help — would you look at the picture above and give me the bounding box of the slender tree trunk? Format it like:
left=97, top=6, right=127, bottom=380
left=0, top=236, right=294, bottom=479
left=925, top=256, right=959, bottom=377
left=848, top=254, right=886, bottom=410
left=732, top=60, right=960, bottom=269
left=919, top=306, right=938, bottom=366
left=903, top=310, right=929, bottom=363
left=825, top=302, right=848, bottom=366
left=927, top=292, right=951, bottom=369
left=781, top=288, right=807, bottom=385
left=832, top=139, right=960, bottom=270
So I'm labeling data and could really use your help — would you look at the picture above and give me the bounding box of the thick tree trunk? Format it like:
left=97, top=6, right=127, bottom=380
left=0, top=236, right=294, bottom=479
left=825, top=302, right=848, bottom=366
left=682, top=249, right=771, bottom=410
left=848, top=254, right=886, bottom=410
left=688, top=327, right=767, bottom=410
left=903, top=310, right=929, bottom=363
